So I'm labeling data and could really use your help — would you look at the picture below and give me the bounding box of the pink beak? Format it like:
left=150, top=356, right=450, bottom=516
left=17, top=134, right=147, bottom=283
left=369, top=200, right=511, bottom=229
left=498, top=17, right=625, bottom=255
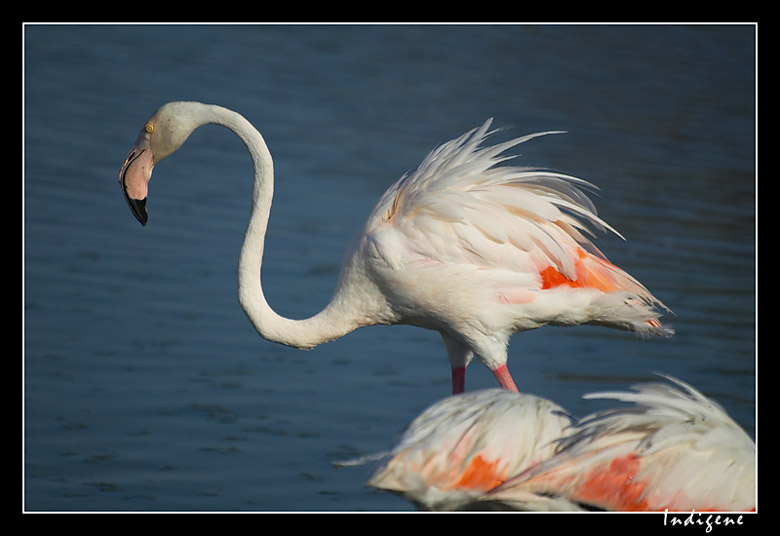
left=119, top=130, right=154, bottom=226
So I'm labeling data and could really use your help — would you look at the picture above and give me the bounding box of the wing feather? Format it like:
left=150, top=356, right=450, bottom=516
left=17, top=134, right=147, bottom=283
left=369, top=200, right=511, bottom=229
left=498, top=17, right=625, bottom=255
left=490, top=375, right=755, bottom=511
left=365, top=119, right=618, bottom=280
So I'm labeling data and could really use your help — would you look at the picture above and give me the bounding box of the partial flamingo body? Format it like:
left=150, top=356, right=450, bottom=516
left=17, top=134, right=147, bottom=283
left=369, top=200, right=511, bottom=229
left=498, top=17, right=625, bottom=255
left=120, top=102, right=671, bottom=394
left=364, top=375, right=755, bottom=511
left=492, top=375, right=756, bottom=512
left=363, top=389, right=575, bottom=511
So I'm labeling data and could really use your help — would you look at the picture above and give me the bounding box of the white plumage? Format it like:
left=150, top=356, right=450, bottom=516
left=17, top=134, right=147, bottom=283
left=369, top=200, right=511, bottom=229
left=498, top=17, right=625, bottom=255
left=120, top=103, right=672, bottom=394
left=364, top=389, right=574, bottom=511
left=364, top=375, right=755, bottom=512
left=492, top=374, right=756, bottom=511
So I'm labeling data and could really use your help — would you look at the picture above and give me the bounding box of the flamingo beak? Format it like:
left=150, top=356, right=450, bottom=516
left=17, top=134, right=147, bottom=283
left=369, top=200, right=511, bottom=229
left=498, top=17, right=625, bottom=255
left=119, top=131, right=154, bottom=226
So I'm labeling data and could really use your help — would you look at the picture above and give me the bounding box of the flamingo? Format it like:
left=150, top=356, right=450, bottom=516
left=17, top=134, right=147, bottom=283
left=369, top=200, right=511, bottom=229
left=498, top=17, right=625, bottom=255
left=361, top=389, right=576, bottom=511
left=493, top=375, right=757, bottom=512
left=119, top=101, right=672, bottom=394
left=364, top=375, right=756, bottom=511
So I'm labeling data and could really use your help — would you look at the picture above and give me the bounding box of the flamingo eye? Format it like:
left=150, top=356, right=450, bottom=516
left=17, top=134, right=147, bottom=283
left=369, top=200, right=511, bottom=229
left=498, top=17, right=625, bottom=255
left=144, top=123, right=154, bottom=134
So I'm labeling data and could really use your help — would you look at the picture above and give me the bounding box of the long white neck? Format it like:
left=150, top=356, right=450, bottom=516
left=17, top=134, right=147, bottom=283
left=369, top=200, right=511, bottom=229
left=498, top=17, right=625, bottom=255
left=194, top=104, right=371, bottom=349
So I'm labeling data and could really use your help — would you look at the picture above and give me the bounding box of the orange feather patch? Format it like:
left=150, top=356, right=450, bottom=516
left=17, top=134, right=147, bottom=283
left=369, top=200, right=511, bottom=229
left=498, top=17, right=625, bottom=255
left=451, top=455, right=508, bottom=491
left=540, top=249, right=621, bottom=293
left=570, top=453, right=651, bottom=511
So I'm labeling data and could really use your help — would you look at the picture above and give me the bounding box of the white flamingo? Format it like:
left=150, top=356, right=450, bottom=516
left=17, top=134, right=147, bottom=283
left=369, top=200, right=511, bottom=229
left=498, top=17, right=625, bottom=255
left=491, top=375, right=757, bottom=512
left=365, top=375, right=755, bottom=511
left=119, top=102, right=672, bottom=394
left=362, top=389, right=575, bottom=511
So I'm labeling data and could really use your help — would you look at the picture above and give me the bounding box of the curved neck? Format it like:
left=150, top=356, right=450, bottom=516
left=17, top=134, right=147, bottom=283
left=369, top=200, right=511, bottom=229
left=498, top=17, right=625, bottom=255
left=200, top=104, right=363, bottom=349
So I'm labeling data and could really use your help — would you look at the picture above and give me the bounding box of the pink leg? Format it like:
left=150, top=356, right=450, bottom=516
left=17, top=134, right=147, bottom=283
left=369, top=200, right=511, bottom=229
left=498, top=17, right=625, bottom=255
left=492, top=364, right=518, bottom=392
left=451, top=366, right=466, bottom=394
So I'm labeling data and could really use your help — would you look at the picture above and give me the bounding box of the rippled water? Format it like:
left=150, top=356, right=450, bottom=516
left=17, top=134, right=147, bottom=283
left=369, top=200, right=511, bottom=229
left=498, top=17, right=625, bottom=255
left=24, top=24, right=756, bottom=511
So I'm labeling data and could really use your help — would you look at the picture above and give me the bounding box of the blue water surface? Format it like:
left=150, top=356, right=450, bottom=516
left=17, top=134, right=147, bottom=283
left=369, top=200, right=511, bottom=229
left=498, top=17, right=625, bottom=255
left=23, top=24, right=756, bottom=512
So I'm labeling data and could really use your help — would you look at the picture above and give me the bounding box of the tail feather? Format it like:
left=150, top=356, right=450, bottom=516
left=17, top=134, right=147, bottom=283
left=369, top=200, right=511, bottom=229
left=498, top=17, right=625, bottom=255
left=540, top=248, right=673, bottom=336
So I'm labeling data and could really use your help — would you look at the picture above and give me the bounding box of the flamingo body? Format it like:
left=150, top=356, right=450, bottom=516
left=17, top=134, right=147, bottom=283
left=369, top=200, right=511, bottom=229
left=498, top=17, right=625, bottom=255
left=365, top=376, right=755, bottom=511
left=492, top=375, right=756, bottom=512
left=119, top=102, right=672, bottom=394
left=366, top=389, right=574, bottom=510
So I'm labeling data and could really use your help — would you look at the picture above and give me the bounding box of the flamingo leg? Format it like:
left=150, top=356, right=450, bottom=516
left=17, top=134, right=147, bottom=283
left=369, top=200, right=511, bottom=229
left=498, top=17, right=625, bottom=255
left=452, top=366, right=466, bottom=394
left=492, top=364, right=519, bottom=392
left=442, top=332, right=473, bottom=395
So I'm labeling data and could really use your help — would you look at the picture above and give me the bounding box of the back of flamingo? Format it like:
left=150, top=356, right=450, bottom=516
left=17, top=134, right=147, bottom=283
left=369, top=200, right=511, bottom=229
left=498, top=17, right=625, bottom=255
left=489, top=375, right=755, bottom=511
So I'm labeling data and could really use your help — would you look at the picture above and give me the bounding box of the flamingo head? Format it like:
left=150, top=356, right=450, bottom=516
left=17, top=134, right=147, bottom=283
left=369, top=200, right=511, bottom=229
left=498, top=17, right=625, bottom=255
left=119, top=102, right=204, bottom=225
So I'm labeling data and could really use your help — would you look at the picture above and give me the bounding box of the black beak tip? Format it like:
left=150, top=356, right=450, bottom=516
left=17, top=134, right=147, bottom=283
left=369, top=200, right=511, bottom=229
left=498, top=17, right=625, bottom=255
left=126, top=196, right=148, bottom=226
left=135, top=200, right=148, bottom=226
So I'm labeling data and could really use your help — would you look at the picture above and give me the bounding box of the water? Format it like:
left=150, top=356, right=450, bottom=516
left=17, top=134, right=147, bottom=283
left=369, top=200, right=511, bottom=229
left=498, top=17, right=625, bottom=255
left=23, top=24, right=756, bottom=512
